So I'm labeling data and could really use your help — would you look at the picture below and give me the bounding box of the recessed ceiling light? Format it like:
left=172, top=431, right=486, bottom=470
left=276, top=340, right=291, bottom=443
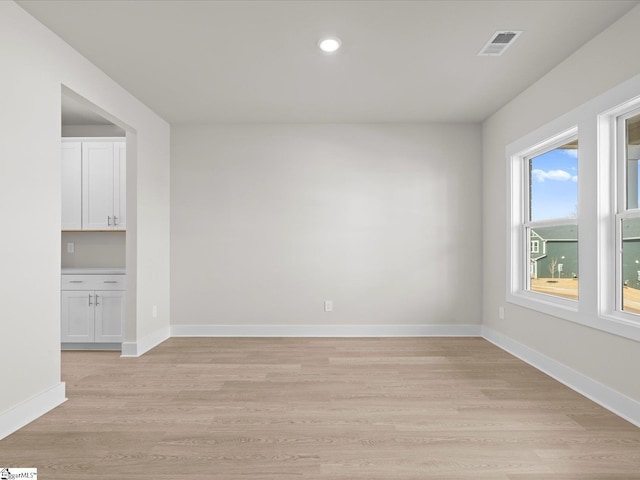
left=318, top=37, right=341, bottom=53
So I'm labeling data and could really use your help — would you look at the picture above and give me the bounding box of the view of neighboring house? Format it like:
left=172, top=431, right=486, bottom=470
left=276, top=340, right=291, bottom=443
left=531, top=219, right=640, bottom=289
left=530, top=225, right=578, bottom=279
left=622, top=217, right=640, bottom=290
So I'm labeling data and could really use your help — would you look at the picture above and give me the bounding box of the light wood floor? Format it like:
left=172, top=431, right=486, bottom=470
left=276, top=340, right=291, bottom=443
left=1, top=337, right=639, bottom=479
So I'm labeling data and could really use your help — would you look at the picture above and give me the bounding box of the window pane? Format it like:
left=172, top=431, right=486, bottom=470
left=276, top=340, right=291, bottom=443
left=528, top=225, right=578, bottom=300
left=626, top=114, right=640, bottom=210
left=529, top=140, right=578, bottom=222
left=621, top=217, right=640, bottom=314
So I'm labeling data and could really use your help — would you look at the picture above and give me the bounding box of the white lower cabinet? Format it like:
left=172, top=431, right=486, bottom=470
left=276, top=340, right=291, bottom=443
left=61, top=291, right=95, bottom=343
left=94, top=290, right=125, bottom=342
left=61, top=274, right=125, bottom=344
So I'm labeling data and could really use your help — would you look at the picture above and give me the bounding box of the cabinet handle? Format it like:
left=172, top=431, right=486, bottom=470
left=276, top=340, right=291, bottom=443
left=95, top=294, right=100, bottom=306
left=88, top=293, right=92, bottom=306
left=113, top=216, right=118, bottom=225
left=103, top=281, right=117, bottom=284
left=108, top=216, right=112, bottom=226
left=69, top=280, right=83, bottom=283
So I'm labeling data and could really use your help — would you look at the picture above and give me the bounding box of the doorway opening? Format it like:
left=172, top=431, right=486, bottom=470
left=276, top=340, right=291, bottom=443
left=60, top=86, right=135, bottom=353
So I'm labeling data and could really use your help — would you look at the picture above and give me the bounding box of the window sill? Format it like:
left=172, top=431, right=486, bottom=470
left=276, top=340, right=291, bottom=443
left=508, top=289, right=579, bottom=319
left=597, top=312, right=640, bottom=342
left=507, top=290, right=640, bottom=343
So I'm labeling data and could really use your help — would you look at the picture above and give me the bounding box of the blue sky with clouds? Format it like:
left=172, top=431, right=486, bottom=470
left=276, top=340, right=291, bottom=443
left=530, top=147, right=578, bottom=221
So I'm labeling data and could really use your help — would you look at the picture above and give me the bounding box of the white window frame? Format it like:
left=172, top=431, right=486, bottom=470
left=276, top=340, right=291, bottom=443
left=615, top=108, right=640, bottom=316
left=508, top=127, right=579, bottom=313
left=599, top=100, right=640, bottom=331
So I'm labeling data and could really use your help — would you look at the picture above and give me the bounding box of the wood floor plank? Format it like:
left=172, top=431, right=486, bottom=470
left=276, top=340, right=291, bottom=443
left=1, top=337, right=639, bottom=479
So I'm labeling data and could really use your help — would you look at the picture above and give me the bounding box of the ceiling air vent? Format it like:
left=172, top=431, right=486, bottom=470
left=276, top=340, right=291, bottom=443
left=478, top=30, right=523, bottom=56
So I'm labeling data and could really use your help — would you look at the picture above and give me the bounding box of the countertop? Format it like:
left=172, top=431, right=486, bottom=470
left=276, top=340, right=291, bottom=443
left=61, top=267, right=126, bottom=275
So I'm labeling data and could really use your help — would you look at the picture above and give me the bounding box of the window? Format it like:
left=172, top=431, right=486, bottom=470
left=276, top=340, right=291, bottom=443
left=525, top=137, right=579, bottom=300
left=507, top=77, right=640, bottom=341
left=508, top=127, right=579, bottom=311
left=530, top=239, right=539, bottom=254
left=594, top=92, right=640, bottom=339
left=617, top=109, right=640, bottom=316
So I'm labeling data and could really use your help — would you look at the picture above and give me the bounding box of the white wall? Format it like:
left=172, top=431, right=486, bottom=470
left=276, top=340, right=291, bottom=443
left=171, top=124, right=482, bottom=331
left=61, top=232, right=126, bottom=268
left=483, top=4, right=640, bottom=403
left=62, top=124, right=126, bottom=137
left=0, top=1, right=170, bottom=432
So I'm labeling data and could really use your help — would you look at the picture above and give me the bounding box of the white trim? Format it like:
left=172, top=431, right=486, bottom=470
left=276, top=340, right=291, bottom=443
left=0, top=382, right=66, bottom=440
left=171, top=324, right=483, bottom=338
left=482, top=327, right=640, bottom=428
left=121, top=325, right=170, bottom=357
left=62, top=342, right=121, bottom=351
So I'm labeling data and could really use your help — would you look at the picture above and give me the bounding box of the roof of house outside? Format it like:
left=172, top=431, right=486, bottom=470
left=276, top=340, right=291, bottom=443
left=531, top=225, right=578, bottom=241
left=622, top=219, right=640, bottom=239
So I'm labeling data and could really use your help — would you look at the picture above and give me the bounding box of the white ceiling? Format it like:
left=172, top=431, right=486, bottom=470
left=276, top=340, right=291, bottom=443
left=19, top=0, right=640, bottom=124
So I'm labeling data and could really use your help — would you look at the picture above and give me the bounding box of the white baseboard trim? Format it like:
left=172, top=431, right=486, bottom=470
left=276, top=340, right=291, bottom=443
left=62, top=342, right=121, bottom=351
left=482, top=326, right=640, bottom=428
left=171, top=324, right=483, bottom=337
left=0, top=382, right=66, bottom=441
left=121, top=325, right=171, bottom=357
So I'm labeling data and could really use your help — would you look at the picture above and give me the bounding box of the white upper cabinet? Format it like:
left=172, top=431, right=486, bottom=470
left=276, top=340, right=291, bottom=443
left=61, top=138, right=126, bottom=231
left=61, top=142, right=82, bottom=230
left=82, top=142, right=115, bottom=230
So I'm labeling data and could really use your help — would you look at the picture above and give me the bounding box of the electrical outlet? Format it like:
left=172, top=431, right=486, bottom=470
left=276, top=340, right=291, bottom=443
left=152, top=305, right=158, bottom=318
left=324, top=300, right=333, bottom=312
left=499, top=306, right=505, bottom=320
left=67, top=242, right=75, bottom=254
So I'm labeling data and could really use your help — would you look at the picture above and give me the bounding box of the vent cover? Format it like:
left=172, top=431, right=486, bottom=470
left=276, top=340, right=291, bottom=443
left=478, top=30, right=523, bottom=56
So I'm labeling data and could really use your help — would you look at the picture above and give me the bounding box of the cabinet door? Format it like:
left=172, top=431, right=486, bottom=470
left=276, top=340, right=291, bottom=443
left=94, top=290, right=124, bottom=343
left=113, top=141, right=126, bottom=230
left=61, top=142, right=82, bottom=230
left=61, top=291, right=94, bottom=343
left=82, top=142, right=115, bottom=230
